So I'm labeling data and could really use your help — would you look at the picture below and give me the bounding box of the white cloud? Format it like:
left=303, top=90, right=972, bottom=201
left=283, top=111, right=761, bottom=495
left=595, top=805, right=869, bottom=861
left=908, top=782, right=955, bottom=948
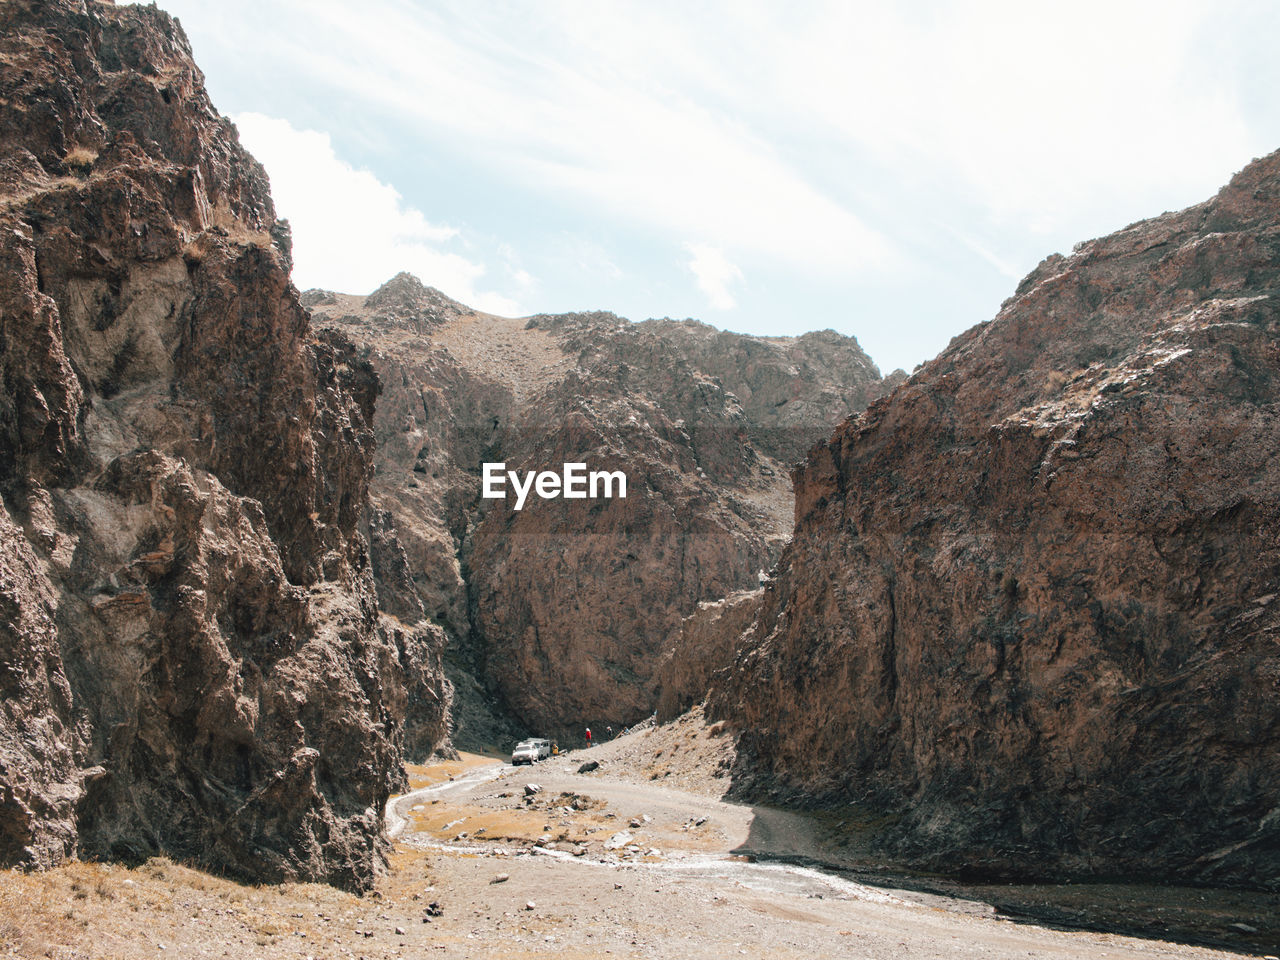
left=204, top=0, right=1264, bottom=292
left=231, top=112, right=520, bottom=314
left=750, top=0, right=1258, bottom=234
left=684, top=243, right=743, bottom=310
left=224, top=0, right=899, bottom=279
left=152, top=0, right=1277, bottom=369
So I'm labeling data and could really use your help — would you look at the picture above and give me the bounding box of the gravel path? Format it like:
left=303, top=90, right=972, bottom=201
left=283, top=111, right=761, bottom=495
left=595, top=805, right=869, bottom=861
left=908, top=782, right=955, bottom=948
left=382, top=748, right=1267, bottom=959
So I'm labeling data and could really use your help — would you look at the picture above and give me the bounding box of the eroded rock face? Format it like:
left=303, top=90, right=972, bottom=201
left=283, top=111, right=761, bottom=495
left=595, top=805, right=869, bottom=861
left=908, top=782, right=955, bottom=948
left=0, top=503, right=83, bottom=869
left=710, top=151, right=1280, bottom=888
left=0, top=0, right=415, bottom=889
left=654, top=588, right=762, bottom=723
left=311, top=282, right=893, bottom=743
left=528, top=314, right=894, bottom=465
left=465, top=383, right=776, bottom=737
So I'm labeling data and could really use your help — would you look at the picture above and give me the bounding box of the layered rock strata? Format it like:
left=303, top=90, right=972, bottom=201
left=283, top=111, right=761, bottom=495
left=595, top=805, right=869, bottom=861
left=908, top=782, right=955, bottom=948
left=709, top=151, right=1280, bottom=888
left=0, top=0, right=435, bottom=889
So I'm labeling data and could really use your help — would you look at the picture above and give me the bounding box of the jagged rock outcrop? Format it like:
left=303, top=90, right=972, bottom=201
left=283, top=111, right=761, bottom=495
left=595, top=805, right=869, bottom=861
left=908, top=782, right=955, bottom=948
left=0, top=504, right=83, bottom=869
left=310, top=280, right=892, bottom=743
left=0, top=0, right=424, bottom=889
left=654, top=588, right=762, bottom=723
left=528, top=313, right=895, bottom=465
left=709, top=151, right=1280, bottom=888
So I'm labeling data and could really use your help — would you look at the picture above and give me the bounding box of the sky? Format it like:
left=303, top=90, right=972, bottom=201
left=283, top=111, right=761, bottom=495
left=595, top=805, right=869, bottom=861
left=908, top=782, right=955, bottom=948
left=133, top=0, right=1279, bottom=374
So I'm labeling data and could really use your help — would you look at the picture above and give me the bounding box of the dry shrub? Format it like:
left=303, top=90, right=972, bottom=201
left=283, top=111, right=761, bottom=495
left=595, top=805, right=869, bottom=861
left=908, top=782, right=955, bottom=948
left=210, top=200, right=272, bottom=249
left=1044, top=369, right=1070, bottom=392
left=64, top=145, right=97, bottom=175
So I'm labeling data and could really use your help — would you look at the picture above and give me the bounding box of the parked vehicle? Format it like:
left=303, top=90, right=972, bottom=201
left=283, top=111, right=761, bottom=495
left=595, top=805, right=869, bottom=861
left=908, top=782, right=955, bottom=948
left=511, top=740, right=540, bottom=765
left=511, top=738, right=554, bottom=765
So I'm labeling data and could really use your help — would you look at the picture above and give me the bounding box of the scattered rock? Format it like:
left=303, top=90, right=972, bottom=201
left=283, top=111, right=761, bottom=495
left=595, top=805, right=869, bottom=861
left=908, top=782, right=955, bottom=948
left=489, top=874, right=510, bottom=885
left=604, top=832, right=633, bottom=850
left=577, top=761, right=600, bottom=774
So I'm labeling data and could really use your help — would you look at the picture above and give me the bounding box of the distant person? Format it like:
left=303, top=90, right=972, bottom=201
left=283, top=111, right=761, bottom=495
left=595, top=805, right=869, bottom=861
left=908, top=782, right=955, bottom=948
left=606, top=725, right=613, bottom=740
left=585, top=727, right=592, bottom=747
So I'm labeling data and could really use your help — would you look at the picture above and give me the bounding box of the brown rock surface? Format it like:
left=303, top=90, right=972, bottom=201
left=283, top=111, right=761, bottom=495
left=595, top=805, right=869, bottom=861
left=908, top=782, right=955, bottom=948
left=0, top=502, right=83, bottom=869
left=654, top=588, right=763, bottom=723
left=709, top=150, right=1280, bottom=887
left=310, top=279, right=892, bottom=744
left=0, top=0, right=432, bottom=889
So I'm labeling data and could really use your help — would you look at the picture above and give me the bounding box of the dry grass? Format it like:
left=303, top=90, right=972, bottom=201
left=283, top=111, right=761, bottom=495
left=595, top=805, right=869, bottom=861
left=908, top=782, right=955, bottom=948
left=209, top=200, right=272, bottom=249
left=1044, top=368, right=1071, bottom=392
left=0, top=857, right=368, bottom=960
left=63, top=146, right=97, bottom=176
left=407, top=794, right=612, bottom=848
left=404, top=751, right=496, bottom=791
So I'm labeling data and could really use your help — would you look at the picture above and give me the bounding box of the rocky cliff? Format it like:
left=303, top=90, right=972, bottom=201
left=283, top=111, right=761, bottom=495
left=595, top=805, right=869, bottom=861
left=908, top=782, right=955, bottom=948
left=0, top=0, right=430, bottom=890
left=654, top=588, right=762, bottom=723
left=309, top=277, right=894, bottom=744
left=709, top=151, right=1280, bottom=888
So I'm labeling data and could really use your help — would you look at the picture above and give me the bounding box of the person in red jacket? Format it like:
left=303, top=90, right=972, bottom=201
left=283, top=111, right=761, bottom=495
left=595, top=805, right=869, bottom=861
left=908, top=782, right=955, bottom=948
left=585, top=727, right=592, bottom=747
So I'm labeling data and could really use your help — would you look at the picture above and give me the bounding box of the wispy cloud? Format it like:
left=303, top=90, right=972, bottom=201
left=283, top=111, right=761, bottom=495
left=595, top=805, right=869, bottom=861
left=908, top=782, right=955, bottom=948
left=224, top=0, right=900, bottom=278
left=239, top=0, right=1259, bottom=252
left=941, top=225, right=1022, bottom=279
left=149, top=0, right=1278, bottom=370
left=684, top=243, right=743, bottom=310
left=750, top=0, right=1258, bottom=231
left=232, top=112, right=520, bottom=313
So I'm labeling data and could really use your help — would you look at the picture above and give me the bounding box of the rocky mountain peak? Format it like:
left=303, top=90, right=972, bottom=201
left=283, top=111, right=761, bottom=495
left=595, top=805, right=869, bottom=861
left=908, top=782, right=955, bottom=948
left=308, top=281, right=899, bottom=745
left=362, top=270, right=472, bottom=325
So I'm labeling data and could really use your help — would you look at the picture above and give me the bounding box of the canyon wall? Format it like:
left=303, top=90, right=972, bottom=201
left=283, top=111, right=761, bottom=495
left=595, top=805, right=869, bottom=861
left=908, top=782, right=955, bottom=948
left=0, top=0, right=437, bottom=889
left=709, top=151, right=1280, bottom=887
left=311, top=281, right=896, bottom=743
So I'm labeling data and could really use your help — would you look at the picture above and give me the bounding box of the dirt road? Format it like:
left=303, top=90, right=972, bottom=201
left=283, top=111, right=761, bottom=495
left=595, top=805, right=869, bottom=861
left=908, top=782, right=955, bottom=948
left=2, top=740, right=1273, bottom=958
left=382, top=745, right=1274, bottom=959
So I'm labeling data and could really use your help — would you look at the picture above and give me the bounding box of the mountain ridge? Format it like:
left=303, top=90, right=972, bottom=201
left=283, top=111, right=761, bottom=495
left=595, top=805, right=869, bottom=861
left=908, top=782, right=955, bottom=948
left=307, top=274, right=897, bottom=744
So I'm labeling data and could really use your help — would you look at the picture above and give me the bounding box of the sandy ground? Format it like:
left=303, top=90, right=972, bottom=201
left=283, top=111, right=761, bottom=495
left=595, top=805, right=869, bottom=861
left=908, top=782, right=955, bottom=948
left=6, top=719, right=1277, bottom=959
